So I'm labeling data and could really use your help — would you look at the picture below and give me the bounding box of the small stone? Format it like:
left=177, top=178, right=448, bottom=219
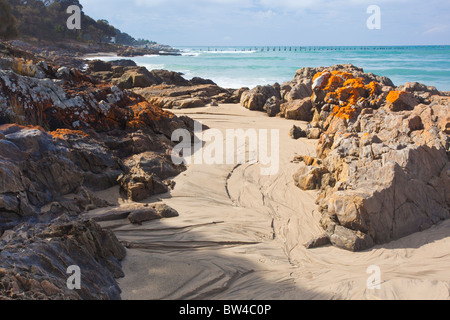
left=306, top=127, right=322, bottom=140
left=128, top=208, right=160, bottom=224
left=152, top=203, right=179, bottom=218
left=304, top=234, right=331, bottom=249
left=289, top=125, right=307, bottom=139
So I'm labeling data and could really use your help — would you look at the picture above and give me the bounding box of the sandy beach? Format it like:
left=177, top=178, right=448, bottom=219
left=88, top=103, right=450, bottom=300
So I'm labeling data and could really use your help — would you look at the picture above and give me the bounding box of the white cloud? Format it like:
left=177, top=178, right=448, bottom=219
left=423, top=25, right=449, bottom=34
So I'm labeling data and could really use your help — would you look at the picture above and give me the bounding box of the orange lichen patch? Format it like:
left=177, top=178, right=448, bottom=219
left=386, top=90, right=404, bottom=104
left=312, top=70, right=382, bottom=120
left=332, top=105, right=356, bottom=120
left=312, top=70, right=328, bottom=82
left=313, top=70, right=355, bottom=91
left=50, top=129, right=90, bottom=140
left=342, top=78, right=365, bottom=90
left=366, top=81, right=379, bottom=95
left=126, top=100, right=175, bottom=129
left=324, top=75, right=344, bottom=91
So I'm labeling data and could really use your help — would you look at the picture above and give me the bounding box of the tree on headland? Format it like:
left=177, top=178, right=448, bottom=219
left=0, top=0, right=19, bottom=40
left=5, top=0, right=155, bottom=46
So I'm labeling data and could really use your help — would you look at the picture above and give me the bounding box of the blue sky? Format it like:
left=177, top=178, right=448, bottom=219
left=80, top=0, right=450, bottom=46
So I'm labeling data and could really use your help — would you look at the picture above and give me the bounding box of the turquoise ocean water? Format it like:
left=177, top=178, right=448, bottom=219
left=96, top=46, right=450, bottom=91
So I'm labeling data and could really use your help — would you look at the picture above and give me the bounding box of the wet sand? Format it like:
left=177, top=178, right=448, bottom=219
left=94, top=103, right=450, bottom=300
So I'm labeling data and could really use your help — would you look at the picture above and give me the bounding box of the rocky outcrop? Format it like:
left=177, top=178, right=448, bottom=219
left=134, top=84, right=238, bottom=109
left=87, top=60, right=214, bottom=89
left=240, top=64, right=396, bottom=120
left=0, top=125, right=111, bottom=225
left=0, top=46, right=194, bottom=299
left=84, top=60, right=241, bottom=109
left=114, top=68, right=192, bottom=89
left=0, top=58, right=194, bottom=135
left=0, top=218, right=126, bottom=300
left=289, top=65, right=449, bottom=251
left=116, top=46, right=180, bottom=58
left=0, top=53, right=192, bottom=215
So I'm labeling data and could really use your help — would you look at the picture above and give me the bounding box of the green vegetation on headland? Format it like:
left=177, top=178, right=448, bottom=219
left=1, top=0, right=158, bottom=47
left=0, top=0, right=19, bottom=39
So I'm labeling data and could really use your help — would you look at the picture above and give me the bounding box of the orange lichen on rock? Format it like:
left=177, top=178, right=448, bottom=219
left=50, top=129, right=90, bottom=140
left=332, top=105, right=356, bottom=120
left=126, top=100, right=175, bottom=129
left=386, top=90, right=404, bottom=104
left=324, top=75, right=344, bottom=91
left=366, top=81, right=379, bottom=95
left=312, top=70, right=381, bottom=120
left=386, top=90, right=419, bottom=111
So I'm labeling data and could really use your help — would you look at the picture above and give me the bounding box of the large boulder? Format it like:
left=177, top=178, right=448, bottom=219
left=118, top=166, right=169, bottom=202
left=282, top=98, right=314, bottom=121
left=285, top=83, right=312, bottom=101
left=240, top=84, right=281, bottom=111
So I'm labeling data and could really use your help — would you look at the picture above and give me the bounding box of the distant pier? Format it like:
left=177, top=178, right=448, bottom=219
left=204, top=45, right=448, bottom=52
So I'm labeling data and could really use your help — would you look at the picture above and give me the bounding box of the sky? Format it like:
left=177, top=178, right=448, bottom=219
left=80, top=0, right=450, bottom=46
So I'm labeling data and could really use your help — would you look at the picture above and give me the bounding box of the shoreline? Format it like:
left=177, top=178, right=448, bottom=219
left=81, top=52, right=120, bottom=59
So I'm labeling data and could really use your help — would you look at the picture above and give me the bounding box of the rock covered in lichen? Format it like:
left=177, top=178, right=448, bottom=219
left=291, top=66, right=450, bottom=251
left=0, top=56, right=190, bottom=134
